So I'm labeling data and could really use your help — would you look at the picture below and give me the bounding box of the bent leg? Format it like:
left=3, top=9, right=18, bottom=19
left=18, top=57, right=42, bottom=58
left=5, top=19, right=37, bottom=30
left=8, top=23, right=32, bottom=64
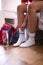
left=20, top=1, right=43, bottom=47
left=13, top=4, right=27, bottom=46
left=17, top=4, right=27, bottom=29
left=28, top=1, right=43, bottom=33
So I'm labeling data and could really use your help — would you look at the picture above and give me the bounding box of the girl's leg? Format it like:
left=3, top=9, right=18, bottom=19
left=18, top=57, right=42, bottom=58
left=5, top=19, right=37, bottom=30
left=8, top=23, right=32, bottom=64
left=13, top=4, right=27, bottom=46
left=20, top=1, right=43, bottom=47
left=17, top=4, right=27, bottom=29
left=28, top=1, right=43, bottom=33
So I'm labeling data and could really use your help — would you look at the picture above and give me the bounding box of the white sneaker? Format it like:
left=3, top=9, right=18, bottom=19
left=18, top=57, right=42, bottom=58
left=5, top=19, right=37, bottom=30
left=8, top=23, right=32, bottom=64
left=19, top=37, right=35, bottom=47
left=13, top=33, right=26, bottom=47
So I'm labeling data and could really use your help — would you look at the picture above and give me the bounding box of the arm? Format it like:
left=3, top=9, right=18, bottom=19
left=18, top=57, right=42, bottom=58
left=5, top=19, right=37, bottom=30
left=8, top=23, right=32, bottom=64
left=21, top=15, right=28, bottom=31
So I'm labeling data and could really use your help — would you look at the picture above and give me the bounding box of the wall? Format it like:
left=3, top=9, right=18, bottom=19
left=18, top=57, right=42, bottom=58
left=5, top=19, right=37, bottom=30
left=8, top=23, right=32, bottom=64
left=0, top=11, right=5, bottom=29
left=0, top=0, right=21, bottom=28
left=2, top=0, right=21, bottom=12
left=2, top=11, right=18, bottom=27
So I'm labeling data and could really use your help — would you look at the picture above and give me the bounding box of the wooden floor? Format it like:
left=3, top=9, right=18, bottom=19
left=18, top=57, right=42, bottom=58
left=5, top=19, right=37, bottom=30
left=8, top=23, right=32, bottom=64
left=0, top=44, right=43, bottom=65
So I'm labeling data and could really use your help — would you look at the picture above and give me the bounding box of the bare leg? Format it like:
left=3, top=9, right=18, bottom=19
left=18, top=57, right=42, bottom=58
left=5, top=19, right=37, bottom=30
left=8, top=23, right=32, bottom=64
left=13, top=4, right=28, bottom=46
left=28, top=1, right=43, bottom=33
left=20, top=1, right=43, bottom=47
left=17, top=4, right=27, bottom=30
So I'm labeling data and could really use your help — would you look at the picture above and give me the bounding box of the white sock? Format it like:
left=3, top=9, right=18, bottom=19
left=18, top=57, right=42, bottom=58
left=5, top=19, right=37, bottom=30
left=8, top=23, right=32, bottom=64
left=19, top=28, right=25, bottom=33
left=19, top=32, right=35, bottom=47
left=29, top=32, right=35, bottom=38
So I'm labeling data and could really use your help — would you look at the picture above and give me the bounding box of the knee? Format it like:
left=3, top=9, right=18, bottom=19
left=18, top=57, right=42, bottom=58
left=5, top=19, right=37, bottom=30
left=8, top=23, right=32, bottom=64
left=17, top=5, right=21, bottom=12
left=17, top=5, right=23, bottom=13
left=28, top=3, right=36, bottom=13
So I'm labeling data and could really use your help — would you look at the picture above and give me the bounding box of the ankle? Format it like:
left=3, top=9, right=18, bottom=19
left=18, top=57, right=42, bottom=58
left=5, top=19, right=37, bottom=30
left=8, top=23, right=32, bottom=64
left=29, top=32, right=35, bottom=38
left=19, top=28, right=25, bottom=33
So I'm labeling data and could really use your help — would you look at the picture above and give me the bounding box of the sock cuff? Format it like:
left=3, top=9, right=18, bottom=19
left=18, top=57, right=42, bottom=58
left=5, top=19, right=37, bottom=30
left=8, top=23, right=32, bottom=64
left=19, top=28, right=25, bottom=33
left=29, top=33, right=35, bottom=38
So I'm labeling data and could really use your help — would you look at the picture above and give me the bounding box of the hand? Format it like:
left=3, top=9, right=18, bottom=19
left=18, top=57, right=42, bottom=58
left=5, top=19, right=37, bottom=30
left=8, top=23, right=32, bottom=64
left=21, top=22, right=26, bottom=31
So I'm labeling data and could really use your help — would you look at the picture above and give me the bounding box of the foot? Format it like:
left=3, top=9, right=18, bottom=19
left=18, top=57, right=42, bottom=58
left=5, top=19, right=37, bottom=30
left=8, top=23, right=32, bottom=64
left=19, top=37, right=35, bottom=47
left=13, top=33, right=26, bottom=47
